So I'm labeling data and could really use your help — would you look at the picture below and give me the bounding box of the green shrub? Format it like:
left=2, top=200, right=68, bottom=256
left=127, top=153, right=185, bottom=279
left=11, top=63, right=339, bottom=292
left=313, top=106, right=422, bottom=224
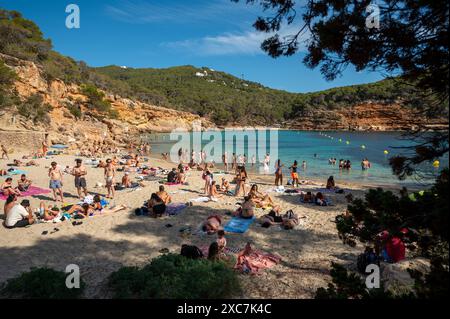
left=108, top=254, right=242, bottom=299
left=80, top=83, right=118, bottom=118
left=17, top=93, right=52, bottom=123
left=66, top=103, right=82, bottom=118
left=0, top=267, right=85, bottom=299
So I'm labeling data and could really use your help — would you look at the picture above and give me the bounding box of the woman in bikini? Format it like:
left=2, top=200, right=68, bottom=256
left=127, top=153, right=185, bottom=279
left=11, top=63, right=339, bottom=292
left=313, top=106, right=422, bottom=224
left=1, top=178, right=21, bottom=196
left=248, top=184, right=275, bottom=208
left=274, top=159, right=283, bottom=186
left=235, top=166, right=248, bottom=197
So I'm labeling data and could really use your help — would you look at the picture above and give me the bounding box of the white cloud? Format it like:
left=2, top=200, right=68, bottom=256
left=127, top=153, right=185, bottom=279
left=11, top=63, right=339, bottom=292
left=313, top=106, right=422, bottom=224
left=163, top=26, right=309, bottom=56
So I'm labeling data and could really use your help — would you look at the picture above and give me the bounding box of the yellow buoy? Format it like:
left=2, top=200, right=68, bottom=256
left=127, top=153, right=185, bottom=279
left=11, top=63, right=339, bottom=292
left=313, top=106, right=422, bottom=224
left=361, top=145, right=366, bottom=149
left=346, top=141, right=350, bottom=145
left=384, top=150, right=389, bottom=155
left=433, top=160, right=440, bottom=168
left=339, top=139, right=342, bottom=142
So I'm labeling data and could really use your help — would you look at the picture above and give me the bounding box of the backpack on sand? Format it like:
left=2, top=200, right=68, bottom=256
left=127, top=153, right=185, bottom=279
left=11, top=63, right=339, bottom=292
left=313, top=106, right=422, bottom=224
left=180, top=245, right=204, bottom=259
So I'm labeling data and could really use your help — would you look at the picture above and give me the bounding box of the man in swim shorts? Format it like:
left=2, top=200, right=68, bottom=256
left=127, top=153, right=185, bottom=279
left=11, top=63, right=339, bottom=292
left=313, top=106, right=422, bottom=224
left=72, top=159, right=88, bottom=199
left=49, top=161, right=64, bottom=202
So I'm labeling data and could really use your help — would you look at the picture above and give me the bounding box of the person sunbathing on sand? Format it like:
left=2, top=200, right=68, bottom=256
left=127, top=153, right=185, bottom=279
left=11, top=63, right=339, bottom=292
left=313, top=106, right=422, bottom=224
left=315, top=192, right=328, bottom=206
left=156, top=185, right=172, bottom=204
left=1, top=178, right=21, bottom=196
left=147, top=193, right=166, bottom=218
left=17, top=174, right=32, bottom=192
left=66, top=203, right=94, bottom=219
left=300, top=191, right=314, bottom=203
left=201, top=215, right=222, bottom=235
left=209, top=181, right=223, bottom=201
left=177, top=168, right=186, bottom=184
left=220, top=178, right=231, bottom=193
left=39, top=202, right=60, bottom=221
left=326, top=176, right=336, bottom=190
left=121, top=172, right=133, bottom=188
left=248, top=184, right=275, bottom=208
left=91, top=194, right=128, bottom=215
left=234, top=196, right=255, bottom=219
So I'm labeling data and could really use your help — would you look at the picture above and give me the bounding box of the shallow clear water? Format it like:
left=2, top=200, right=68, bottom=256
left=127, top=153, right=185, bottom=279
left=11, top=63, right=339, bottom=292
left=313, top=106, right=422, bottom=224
left=143, top=130, right=448, bottom=188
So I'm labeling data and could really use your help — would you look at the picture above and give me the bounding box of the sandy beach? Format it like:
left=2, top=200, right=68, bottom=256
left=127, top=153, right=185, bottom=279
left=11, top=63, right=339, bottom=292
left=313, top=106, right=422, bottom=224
left=0, top=151, right=376, bottom=298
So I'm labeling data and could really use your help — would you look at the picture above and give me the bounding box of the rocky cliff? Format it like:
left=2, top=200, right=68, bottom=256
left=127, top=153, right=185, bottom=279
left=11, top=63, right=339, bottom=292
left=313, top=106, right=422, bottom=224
left=0, top=53, right=447, bottom=152
left=0, top=53, right=212, bottom=149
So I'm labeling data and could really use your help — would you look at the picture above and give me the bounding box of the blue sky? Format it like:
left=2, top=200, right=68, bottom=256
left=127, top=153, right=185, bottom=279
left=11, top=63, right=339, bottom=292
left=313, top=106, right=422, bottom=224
left=0, top=0, right=384, bottom=93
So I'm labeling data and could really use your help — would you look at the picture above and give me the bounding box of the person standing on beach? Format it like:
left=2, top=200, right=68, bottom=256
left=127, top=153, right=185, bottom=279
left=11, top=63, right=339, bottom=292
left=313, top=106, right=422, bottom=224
left=104, top=158, right=116, bottom=199
left=42, top=140, right=48, bottom=156
left=263, top=153, right=270, bottom=174
left=289, top=160, right=299, bottom=188
left=251, top=154, right=256, bottom=167
left=72, top=159, right=88, bottom=199
left=223, top=152, right=228, bottom=171
left=1, top=144, right=9, bottom=160
left=232, top=153, right=237, bottom=171
left=302, top=161, right=307, bottom=171
left=274, top=159, right=284, bottom=186
left=48, top=161, right=64, bottom=202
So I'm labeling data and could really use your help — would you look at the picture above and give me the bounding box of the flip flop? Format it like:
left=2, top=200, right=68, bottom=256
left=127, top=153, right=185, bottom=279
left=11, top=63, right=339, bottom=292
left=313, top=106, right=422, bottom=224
left=41, top=231, right=48, bottom=235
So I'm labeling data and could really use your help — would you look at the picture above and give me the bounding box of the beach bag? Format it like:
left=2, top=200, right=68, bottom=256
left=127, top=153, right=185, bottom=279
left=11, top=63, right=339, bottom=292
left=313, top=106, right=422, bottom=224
left=180, top=245, right=204, bottom=259
left=357, top=251, right=379, bottom=273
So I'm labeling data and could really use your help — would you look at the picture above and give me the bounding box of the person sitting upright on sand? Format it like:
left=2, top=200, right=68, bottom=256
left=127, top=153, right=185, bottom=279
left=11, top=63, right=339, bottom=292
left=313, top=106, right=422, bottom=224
left=156, top=185, right=171, bottom=205
left=17, top=174, right=32, bottom=192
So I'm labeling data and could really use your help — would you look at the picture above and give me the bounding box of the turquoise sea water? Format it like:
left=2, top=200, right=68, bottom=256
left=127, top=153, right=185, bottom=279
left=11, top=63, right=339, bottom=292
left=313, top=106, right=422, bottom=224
left=144, top=130, right=448, bottom=188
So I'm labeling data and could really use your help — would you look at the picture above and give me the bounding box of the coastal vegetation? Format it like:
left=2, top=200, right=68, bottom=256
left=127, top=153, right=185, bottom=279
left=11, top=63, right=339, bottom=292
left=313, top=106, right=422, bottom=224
left=1, top=8, right=443, bottom=127
left=316, top=169, right=449, bottom=299
left=108, top=254, right=241, bottom=299
left=0, top=267, right=85, bottom=299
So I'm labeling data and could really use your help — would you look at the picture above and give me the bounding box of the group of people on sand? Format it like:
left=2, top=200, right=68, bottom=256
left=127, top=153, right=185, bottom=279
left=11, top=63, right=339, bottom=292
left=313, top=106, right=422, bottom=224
left=1, top=174, right=32, bottom=196
left=3, top=191, right=128, bottom=229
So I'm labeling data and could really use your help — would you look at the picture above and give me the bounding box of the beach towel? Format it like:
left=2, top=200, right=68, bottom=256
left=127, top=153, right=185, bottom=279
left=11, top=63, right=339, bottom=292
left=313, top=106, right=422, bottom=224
left=166, top=203, right=187, bottom=216
left=190, top=197, right=211, bottom=203
left=224, top=216, right=255, bottom=233
left=51, top=144, right=68, bottom=149
left=234, top=249, right=281, bottom=275
left=0, top=186, right=51, bottom=200
left=4, top=169, right=27, bottom=176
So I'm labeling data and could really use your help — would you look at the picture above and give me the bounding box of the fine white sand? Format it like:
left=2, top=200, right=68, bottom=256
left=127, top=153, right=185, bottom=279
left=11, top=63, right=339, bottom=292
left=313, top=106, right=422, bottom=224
left=0, top=151, right=374, bottom=298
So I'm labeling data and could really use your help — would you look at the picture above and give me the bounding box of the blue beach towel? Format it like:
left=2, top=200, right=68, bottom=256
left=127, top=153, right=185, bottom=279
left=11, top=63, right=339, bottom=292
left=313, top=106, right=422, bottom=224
left=224, top=216, right=255, bottom=233
left=51, top=144, right=68, bottom=149
left=166, top=203, right=187, bottom=216
left=5, top=169, right=27, bottom=176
